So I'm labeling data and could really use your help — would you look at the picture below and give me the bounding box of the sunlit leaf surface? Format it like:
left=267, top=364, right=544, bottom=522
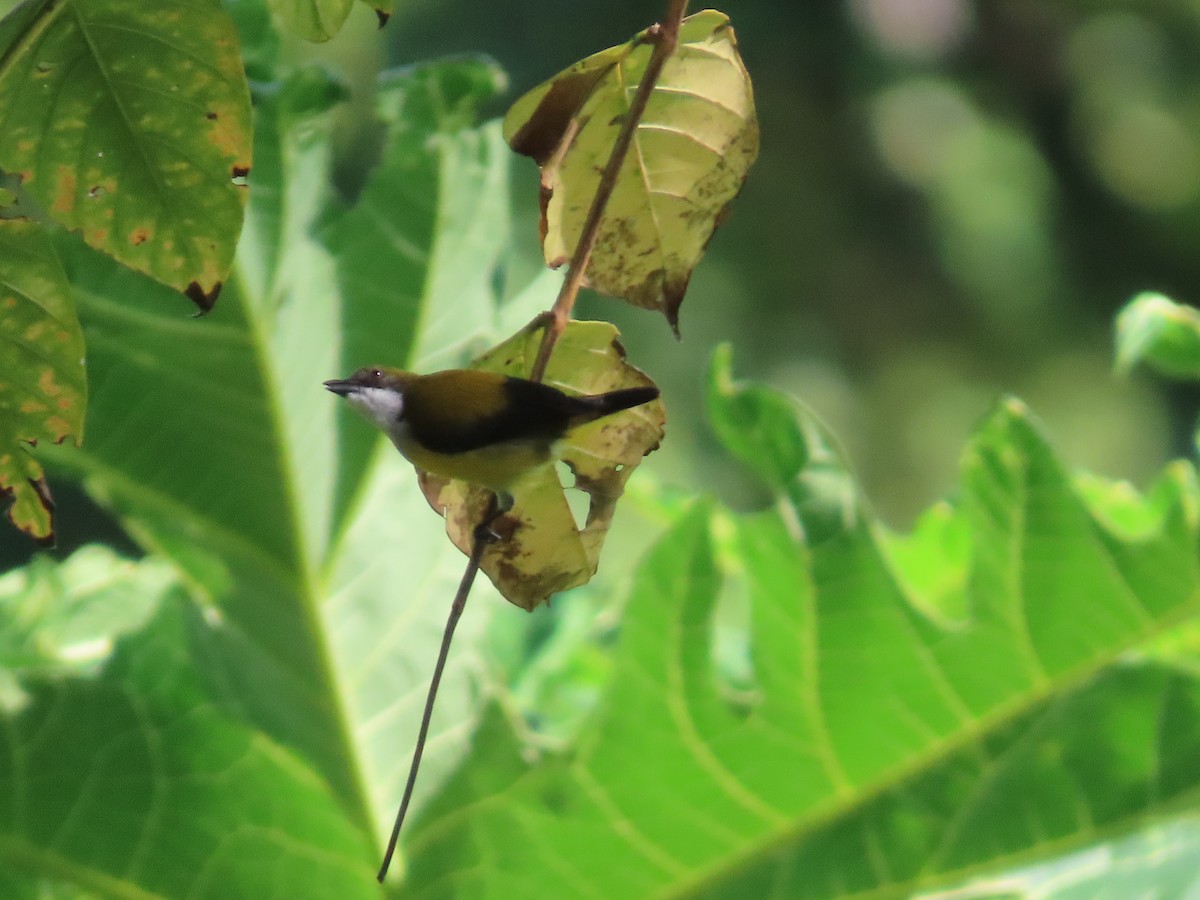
left=504, top=10, right=758, bottom=330
left=921, top=814, right=1200, bottom=899
left=0, top=589, right=380, bottom=900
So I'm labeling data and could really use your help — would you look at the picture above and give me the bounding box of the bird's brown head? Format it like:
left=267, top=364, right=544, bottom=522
left=323, top=366, right=413, bottom=394
left=324, top=366, right=415, bottom=432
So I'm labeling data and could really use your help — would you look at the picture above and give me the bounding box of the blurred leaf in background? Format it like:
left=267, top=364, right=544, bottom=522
left=380, top=0, right=1200, bottom=522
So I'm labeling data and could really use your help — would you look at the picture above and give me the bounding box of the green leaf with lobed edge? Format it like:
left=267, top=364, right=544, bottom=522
left=2, top=57, right=549, bottom=897
left=400, top=358, right=1200, bottom=898
left=706, top=342, right=806, bottom=491
left=0, top=0, right=252, bottom=308
left=0, top=218, right=85, bottom=544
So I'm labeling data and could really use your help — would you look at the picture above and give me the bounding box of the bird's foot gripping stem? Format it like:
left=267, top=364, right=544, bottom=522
left=472, top=491, right=512, bottom=548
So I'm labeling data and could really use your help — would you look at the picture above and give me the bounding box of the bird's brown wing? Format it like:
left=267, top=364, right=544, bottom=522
left=403, top=371, right=581, bottom=454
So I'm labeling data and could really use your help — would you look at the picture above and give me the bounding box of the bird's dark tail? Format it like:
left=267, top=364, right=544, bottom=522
left=573, top=385, right=660, bottom=423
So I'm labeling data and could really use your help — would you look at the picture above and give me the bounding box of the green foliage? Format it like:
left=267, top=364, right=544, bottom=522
left=2, top=589, right=379, bottom=900
left=268, top=0, right=354, bottom=42
left=1, top=55, right=551, bottom=896
left=938, top=816, right=1200, bottom=898
left=1115, top=291, right=1200, bottom=457
left=3, top=2, right=1200, bottom=897
left=0, top=0, right=253, bottom=539
left=404, top=360, right=1200, bottom=898
left=0, top=545, right=169, bottom=682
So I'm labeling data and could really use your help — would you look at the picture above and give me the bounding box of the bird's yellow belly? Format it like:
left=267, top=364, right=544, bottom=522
left=391, top=430, right=554, bottom=492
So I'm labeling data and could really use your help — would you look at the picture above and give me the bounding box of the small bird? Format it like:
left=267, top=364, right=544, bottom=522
left=324, top=366, right=660, bottom=510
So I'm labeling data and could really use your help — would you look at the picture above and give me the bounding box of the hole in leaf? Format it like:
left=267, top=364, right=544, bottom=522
left=556, top=461, right=590, bottom=531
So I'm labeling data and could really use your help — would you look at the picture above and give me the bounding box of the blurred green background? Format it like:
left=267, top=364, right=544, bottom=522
left=379, top=0, right=1200, bottom=522
left=8, top=0, right=1200, bottom=561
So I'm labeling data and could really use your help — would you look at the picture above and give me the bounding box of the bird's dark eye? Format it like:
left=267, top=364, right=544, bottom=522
left=371, top=369, right=383, bottom=378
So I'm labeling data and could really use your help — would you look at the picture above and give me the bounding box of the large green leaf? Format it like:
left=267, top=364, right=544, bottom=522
left=0, top=0, right=251, bottom=307
left=0, top=585, right=379, bottom=899
left=1, top=57, right=552, bottom=896
left=0, top=217, right=84, bottom=543
left=322, top=59, right=515, bottom=377
left=398, top=356, right=1200, bottom=897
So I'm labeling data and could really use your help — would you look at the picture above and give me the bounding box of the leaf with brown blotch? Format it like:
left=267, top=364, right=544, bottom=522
left=0, top=218, right=86, bottom=544
left=419, top=322, right=666, bottom=610
left=0, top=0, right=252, bottom=310
left=503, top=10, right=758, bottom=332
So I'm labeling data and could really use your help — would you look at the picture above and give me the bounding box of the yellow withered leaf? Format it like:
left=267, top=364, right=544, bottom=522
left=419, top=322, right=666, bottom=610
left=503, top=10, right=758, bottom=331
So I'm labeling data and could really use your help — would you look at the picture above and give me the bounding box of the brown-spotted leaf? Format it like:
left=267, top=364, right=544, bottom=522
left=503, top=10, right=758, bottom=331
left=419, top=321, right=666, bottom=610
left=0, top=0, right=252, bottom=310
left=0, top=218, right=86, bottom=543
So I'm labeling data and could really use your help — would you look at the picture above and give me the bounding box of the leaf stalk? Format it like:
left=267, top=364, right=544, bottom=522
left=528, top=0, right=691, bottom=382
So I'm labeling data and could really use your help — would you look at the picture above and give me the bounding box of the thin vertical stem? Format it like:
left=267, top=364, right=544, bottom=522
left=376, top=501, right=497, bottom=882
left=528, top=0, right=691, bottom=383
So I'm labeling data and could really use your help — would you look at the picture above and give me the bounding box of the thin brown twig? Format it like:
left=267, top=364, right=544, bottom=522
left=528, top=0, right=691, bottom=383
left=376, top=500, right=497, bottom=882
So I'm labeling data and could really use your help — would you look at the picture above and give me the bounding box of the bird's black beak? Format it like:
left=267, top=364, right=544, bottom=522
left=323, top=378, right=356, bottom=397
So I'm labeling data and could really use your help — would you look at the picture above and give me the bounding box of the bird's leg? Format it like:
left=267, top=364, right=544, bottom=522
left=472, top=491, right=511, bottom=547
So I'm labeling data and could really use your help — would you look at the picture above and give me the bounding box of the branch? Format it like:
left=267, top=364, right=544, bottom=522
left=376, top=507, right=494, bottom=882
left=528, top=0, right=691, bottom=383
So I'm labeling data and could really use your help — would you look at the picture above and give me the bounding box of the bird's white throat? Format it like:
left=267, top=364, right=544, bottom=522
left=347, top=386, right=405, bottom=433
